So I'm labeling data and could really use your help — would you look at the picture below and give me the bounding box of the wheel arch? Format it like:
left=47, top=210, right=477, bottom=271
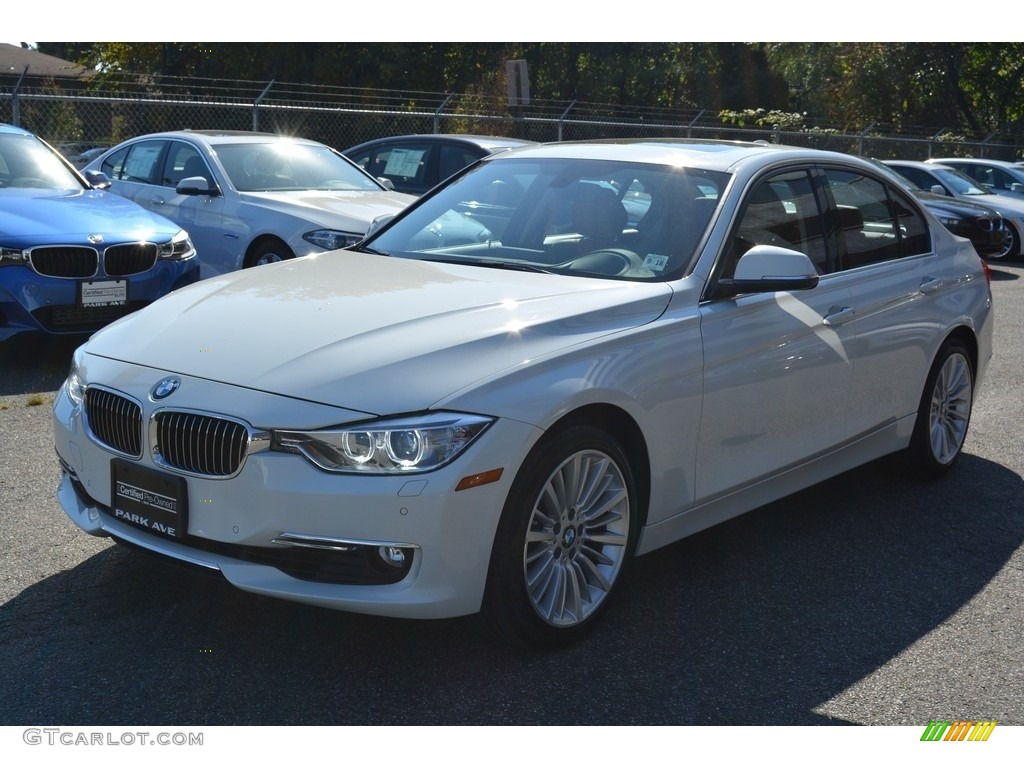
left=543, top=403, right=652, bottom=532
left=942, top=324, right=979, bottom=384
left=243, top=234, right=293, bottom=269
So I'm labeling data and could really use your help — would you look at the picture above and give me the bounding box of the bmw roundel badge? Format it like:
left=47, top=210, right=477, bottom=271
left=151, top=377, right=181, bottom=400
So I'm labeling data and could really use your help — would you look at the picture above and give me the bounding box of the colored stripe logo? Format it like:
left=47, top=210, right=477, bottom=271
left=921, top=720, right=997, bottom=741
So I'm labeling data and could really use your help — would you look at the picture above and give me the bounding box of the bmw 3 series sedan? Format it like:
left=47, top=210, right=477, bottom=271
left=53, top=139, right=993, bottom=648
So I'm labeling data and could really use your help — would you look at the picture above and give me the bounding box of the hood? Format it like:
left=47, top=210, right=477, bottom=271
left=237, top=189, right=416, bottom=232
left=958, top=192, right=1024, bottom=219
left=914, top=190, right=1000, bottom=217
left=86, top=251, right=673, bottom=414
left=0, top=188, right=180, bottom=245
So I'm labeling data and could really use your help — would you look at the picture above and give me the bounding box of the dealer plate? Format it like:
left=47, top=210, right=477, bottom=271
left=110, top=459, right=188, bottom=540
left=80, top=279, right=127, bottom=307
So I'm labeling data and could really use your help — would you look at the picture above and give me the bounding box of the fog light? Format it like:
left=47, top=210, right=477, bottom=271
left=378, top=546, right=406, bottom=568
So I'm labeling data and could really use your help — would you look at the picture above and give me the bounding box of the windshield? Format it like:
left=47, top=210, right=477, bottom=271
left=215, top=142, right=383, bottom=192
left=0, top=133, right=84, bottom=189
left=364, top=156, right=727, bottom=281
left=932, top=167, right=989, bottom=196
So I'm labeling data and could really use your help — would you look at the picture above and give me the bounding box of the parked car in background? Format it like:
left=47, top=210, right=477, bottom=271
left=344, top=134, right=537, bottom=195
left=886, top=159, right=1024, bottom=260
left=85, top=131, right=416, bottom=278
left=0, top=123, right=198, bottom=341
left=929, top=157, right=1024, bottom=200
left=55, top=139, right=993, bottom=649
left=864, top=158, right=1009, bottom=259
left=54, top=143, right=109, bottom=169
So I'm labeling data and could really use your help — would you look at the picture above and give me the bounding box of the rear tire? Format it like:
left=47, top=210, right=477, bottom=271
left=906, top=339, right=974, bottom=478
left=482, top=425, right=637, bottom=650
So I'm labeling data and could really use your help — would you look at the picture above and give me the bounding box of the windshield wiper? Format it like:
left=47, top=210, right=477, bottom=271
left=415, top=255, right=555, bottom=273
left=472, top=260, right=555, bottom=274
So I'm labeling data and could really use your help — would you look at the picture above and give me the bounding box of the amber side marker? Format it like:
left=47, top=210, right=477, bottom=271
left=455, top=468, right=504, bottom=491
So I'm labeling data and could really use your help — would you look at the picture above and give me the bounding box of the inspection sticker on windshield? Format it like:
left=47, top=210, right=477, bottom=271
left=110, top=459, right=188, bottom=540
left=80, top=280, right=127, bottom=307
left=642, top=253, right=669, bottom=272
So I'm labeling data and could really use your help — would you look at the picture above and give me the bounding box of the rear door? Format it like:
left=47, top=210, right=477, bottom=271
left=818, top=165, right=937, bottom=437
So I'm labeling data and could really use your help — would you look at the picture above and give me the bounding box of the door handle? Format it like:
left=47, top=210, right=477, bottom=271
left=823, top=306, right=855, bottom=327
left=920, top=276, right=943, bottom=294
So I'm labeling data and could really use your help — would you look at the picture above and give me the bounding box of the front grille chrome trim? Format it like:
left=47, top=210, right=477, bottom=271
left=149, top=407, right=268, bottom=479
left=82, top=386, right=144, bottom=458
left=104, top=242, right=158, bottom=276
left=27, top=245, right=99, bottom=278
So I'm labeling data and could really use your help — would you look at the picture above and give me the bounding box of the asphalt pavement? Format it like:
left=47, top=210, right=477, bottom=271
left=0, top=264, right=1021, bottom=726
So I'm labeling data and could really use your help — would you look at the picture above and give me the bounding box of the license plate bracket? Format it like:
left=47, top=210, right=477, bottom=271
left=110, top=459, right=188, bottom=540
left=80, top=279, right=127, bottom=307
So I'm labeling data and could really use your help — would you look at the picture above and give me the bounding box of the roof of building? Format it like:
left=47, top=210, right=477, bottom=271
left=0, top=43, right=88, bottom=80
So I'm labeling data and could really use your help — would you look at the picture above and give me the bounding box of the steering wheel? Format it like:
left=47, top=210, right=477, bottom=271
left=561, top=248, right=651, bottom=277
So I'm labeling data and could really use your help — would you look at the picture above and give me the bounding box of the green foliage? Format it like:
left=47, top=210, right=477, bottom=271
left=30, top=42, right=1024, bottom=142
left=718, top=108, right=806, bottom=129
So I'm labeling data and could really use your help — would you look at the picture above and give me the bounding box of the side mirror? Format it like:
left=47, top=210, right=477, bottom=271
left=1011, top=182, right=1024, bottom=194
left=83, top=169, right=112, bottom=190
left=377, top=177, right=395, bottom=191
left=176, top=176, right=217, bottom=196
left=714, top=245, right=819, bottom=299
left=930, top=184, right=948, bottom=196
left=365, top=213, right=396, bottom=237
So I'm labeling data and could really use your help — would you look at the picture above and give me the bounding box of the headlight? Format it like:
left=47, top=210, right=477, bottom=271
left=937, top=215, right=963, bottom=228
left=272, top=412, right=493, bottom=473
left=156, top=230, right=196, bottom=261
left=65, top=348, right=86, bottom=406
left=302, top=228, right=364, bottom=251
left=0, top=247, right=28, bottom=267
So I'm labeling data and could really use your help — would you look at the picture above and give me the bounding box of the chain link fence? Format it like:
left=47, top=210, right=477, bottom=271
left=3, top=74, right=1021, bottom=162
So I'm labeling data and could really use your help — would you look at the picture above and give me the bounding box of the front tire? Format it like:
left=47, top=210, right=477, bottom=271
left=906, top=339, right=974, bottom=478
left=991, top=221, right=1019, bottom=261
left=244, top=239, right=294, bottom=268
left=483, top=425, right=637, bottom=649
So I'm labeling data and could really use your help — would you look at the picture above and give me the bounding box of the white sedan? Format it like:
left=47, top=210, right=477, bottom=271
left=84, top=130, right=416, bottom=278
left=54, top=140, right=993, bottom=648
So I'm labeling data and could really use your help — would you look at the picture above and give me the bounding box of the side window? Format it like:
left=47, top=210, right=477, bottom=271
left=971, top=166, right=995, bottom=188
left=161, top=141, right=208, bottom=187
left=892, top=166, right=933, bottom=192
left=119, top=140, right=165, bottom=185
left=991, top=167, right=1015, bottom=191
left=438, top=145, right=480, bottom=183
left=99, top=146, right=129, bottom=180
left=375, top=144, right=432, bottom=190
left=724, top=169, right=827, bottom=277
left=824, top=168, right=930, bottom=268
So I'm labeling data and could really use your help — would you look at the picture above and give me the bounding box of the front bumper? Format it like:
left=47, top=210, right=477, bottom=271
left=0, top=259, right=199, bottom=340
left=52, top=370, right=540, bottom=620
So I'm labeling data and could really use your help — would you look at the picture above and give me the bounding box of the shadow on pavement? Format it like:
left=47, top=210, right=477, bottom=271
left=1, top=453, right=1021, bottom=725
